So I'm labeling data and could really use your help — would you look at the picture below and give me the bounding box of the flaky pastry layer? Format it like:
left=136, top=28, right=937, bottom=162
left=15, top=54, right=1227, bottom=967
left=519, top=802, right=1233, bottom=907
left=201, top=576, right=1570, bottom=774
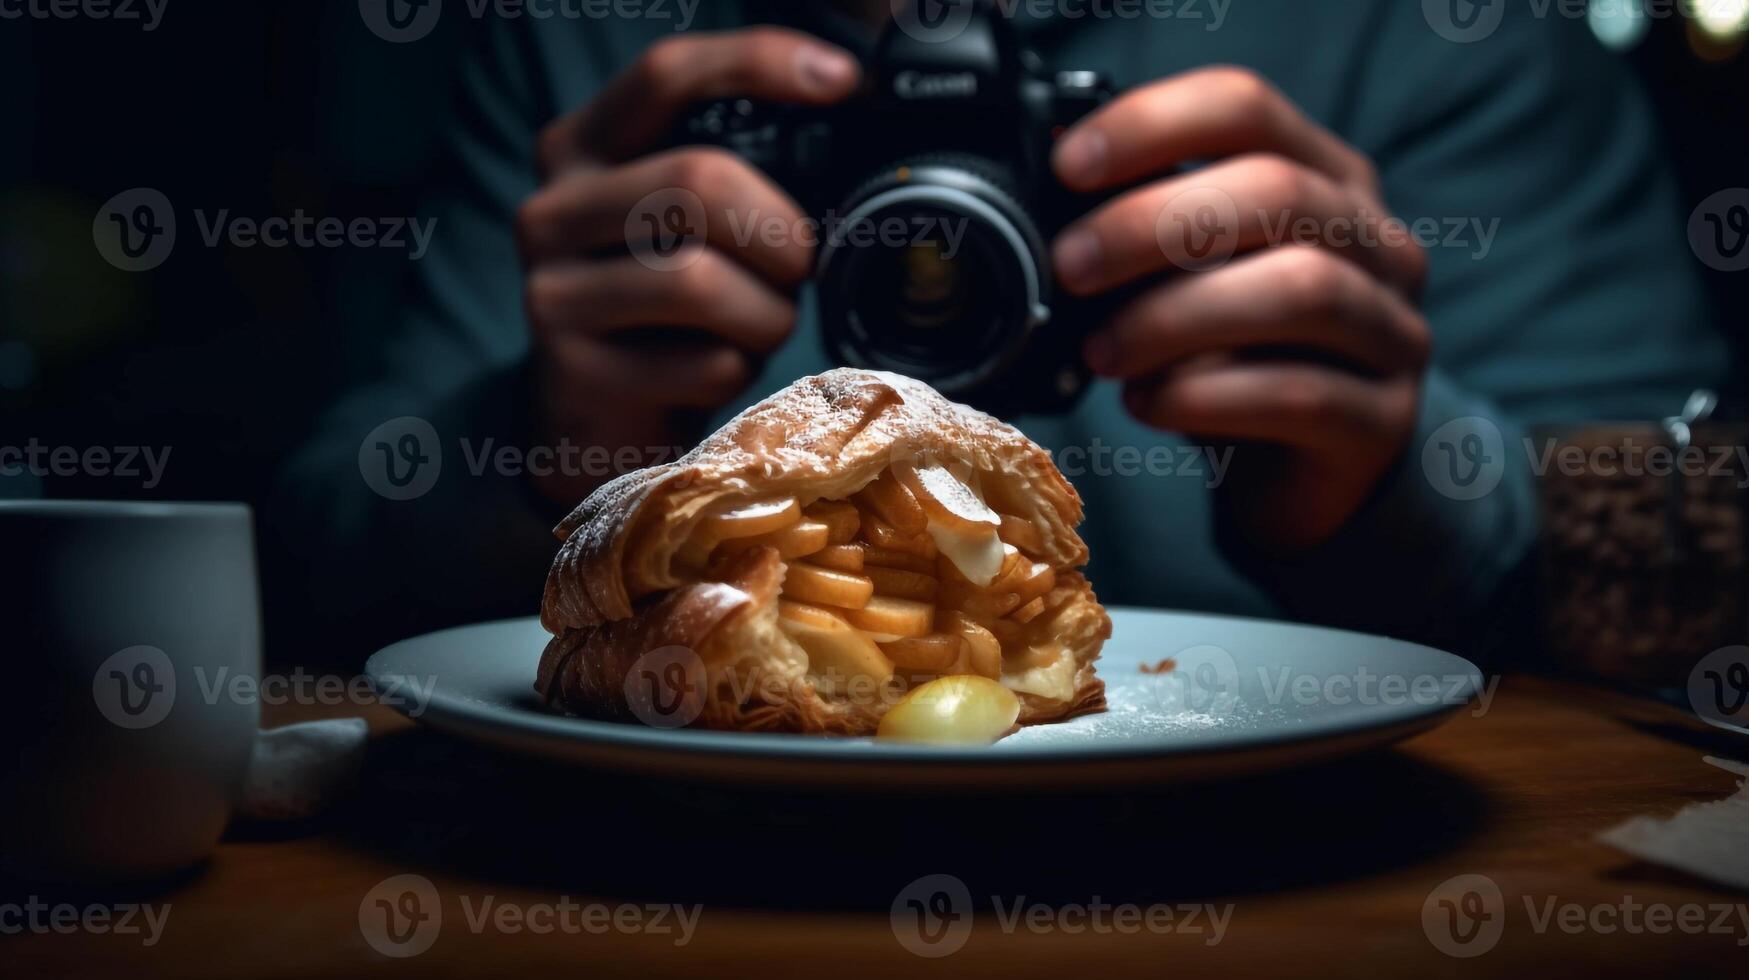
left=536, top=369, right=1110, bottom=734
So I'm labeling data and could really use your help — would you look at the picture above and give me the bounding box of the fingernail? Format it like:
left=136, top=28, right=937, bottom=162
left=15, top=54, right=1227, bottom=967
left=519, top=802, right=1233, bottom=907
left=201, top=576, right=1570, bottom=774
left=1054, top=228, right=1103, bottom=289
left=796, top=46, right=857, bottom=94
left=1083, top=332, right=1119, bottom=376
left=1054, top=130, right=1107, bottom=187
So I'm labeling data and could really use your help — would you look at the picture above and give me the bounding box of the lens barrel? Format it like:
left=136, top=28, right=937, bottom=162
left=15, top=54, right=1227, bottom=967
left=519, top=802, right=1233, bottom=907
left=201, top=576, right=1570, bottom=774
left=816, top=157, right=1052, bottom=399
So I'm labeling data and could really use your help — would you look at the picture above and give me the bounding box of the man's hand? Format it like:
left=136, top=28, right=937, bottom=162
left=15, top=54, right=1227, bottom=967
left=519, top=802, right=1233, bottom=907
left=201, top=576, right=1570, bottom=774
left=515, top=29, right=860, bottom=504
left=1051, top=66, right=1431, bottom=553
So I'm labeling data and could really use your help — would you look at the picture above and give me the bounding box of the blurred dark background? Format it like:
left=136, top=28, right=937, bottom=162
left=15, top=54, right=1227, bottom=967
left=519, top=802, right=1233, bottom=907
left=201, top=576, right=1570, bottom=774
left=2, top=2, right=1744, bottom=499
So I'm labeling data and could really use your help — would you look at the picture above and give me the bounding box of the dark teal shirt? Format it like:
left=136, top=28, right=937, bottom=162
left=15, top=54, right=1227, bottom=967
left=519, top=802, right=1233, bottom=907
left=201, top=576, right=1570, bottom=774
left=270, top=1, right=1727, bottom=661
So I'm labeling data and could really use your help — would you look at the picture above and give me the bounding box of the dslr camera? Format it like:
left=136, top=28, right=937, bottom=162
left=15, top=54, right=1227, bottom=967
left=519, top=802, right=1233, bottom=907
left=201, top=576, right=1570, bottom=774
left=676, top=0, right=1113, bottom=415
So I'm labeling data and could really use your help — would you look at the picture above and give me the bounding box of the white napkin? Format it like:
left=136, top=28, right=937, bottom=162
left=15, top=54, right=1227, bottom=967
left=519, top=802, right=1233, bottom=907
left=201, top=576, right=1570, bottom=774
left=1598, top=757, right=1749, bottom=892
left=237, top=719, right=370, bottom=822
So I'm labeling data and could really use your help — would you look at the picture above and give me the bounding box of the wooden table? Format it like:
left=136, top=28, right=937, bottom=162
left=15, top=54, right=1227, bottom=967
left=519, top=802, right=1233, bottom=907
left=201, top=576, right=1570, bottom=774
left=8, top=676, right=1746, bottom=978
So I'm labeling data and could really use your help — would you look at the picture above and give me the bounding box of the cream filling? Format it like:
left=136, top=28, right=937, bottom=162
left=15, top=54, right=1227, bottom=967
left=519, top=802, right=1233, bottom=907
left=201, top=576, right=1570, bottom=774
left=1003, top=643, right=1076, bottom=702
left=926, top=518, right=1006, bottom=586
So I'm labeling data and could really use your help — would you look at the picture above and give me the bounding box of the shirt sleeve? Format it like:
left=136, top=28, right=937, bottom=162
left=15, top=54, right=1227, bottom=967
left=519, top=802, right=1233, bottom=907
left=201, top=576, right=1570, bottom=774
left=1224, top=4, right=1730, bottom=660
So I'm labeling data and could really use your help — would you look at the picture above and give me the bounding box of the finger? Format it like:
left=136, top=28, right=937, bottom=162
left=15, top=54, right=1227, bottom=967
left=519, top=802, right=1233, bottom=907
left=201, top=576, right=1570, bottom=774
left=538, top=28, right=860, bottom=174
left=1086, top=246, right=1430, bottom=380
left=517, top=147, right=814, bottom=287
left=1122, top=361, right=1415, bottom=451
left=546, top=335, right=758, bottom=411
left=1053, top=154, right=1425, bottom=296
left=1053, top=65, right=1374, bottom=193
left=526, top=253, right=797, bottom=355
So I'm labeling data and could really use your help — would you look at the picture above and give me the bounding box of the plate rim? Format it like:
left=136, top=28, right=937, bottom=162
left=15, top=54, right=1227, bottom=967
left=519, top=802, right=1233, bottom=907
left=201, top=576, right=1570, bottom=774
left=364, top=607, right=1482, bottom=768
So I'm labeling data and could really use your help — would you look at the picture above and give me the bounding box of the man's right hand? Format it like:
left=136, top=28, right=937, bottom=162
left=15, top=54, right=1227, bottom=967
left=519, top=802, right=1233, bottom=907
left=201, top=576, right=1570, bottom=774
left=514, top=29, right=861, bottom=504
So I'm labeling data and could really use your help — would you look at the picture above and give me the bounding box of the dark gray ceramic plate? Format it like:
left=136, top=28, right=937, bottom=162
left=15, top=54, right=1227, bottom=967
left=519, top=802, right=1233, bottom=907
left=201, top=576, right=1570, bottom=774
left=366, top=607, right=1482, bottom=790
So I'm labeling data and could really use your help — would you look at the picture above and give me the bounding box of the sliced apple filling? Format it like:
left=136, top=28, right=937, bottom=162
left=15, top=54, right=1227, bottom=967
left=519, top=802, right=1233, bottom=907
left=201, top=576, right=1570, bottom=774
left=678, top=460, right=1078, bottom=711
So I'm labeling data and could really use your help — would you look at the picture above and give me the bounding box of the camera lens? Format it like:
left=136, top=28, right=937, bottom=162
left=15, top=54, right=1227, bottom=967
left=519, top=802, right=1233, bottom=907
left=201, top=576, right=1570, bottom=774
left=896, top=238, right=966, bottom=331
left=840, top=207, right=1007, bottom=371
left=817, top=160, right=1050, bottom=397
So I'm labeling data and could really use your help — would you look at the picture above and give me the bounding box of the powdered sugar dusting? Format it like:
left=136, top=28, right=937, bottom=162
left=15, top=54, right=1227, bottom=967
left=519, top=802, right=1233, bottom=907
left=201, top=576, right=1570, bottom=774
left=999, top=680, right=1258, bottom=747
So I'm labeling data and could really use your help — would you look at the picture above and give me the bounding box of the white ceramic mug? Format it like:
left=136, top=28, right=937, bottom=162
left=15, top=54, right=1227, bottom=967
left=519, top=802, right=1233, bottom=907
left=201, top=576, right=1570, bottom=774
left=0, top=501, right=261, bottom=881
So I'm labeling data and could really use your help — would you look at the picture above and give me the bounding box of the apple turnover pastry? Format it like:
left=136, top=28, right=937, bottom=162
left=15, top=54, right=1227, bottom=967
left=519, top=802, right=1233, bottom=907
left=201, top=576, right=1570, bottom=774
left=536, top=369, right=1110, bottom=738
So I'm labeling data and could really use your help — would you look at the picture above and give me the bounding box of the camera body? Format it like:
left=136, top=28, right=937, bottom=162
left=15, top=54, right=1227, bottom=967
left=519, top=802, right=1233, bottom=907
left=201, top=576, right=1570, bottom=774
left=676, top=2, right=1112, bottom=415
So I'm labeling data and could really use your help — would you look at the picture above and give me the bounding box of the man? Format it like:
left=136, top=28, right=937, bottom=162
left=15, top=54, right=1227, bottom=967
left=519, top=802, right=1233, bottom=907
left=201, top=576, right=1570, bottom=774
left=271, top=0, right=1726, bottom=660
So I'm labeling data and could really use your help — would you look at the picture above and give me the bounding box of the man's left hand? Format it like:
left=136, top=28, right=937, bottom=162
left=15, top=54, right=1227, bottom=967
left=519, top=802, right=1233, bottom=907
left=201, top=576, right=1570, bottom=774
left=1052, top=66, right=1431, bottom=553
